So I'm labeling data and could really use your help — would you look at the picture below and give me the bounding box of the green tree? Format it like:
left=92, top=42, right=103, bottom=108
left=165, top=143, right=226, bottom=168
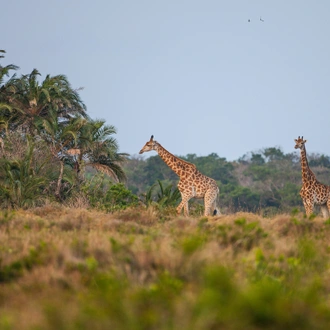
left=1, top=69, right=87, bottom=135
left=142, top=155, right=177, bottom=186
left=40, top=116, right=128, bottom=200
left=104, top=183, right=139, bottom=211
left=77, top=119, right=128, bottom=182
left=183, top=153, right=235, bottom=185
left=263, top=147, right=285, bottom=161
left=0, top=50, right=19, bottom=131
left=278, top=182, right=301, bottom=209
left=40, top=114, right=88, bottom=199
left=309, top=154, right=330, bottom=168
left=0, top=50, right=18, bottom=89
left=223, top=185, right=261, bottom=212
left=251, top=153, right=265, bottom=165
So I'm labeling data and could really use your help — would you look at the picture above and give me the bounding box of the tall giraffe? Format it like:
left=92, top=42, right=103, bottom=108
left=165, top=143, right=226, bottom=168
left=139, top=135, right=220, bottom=216
left=294, top=136, right=330, bottom=218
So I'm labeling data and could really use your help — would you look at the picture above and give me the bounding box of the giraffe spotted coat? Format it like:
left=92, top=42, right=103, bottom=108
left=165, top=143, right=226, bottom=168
left=139, top=135, right=220, bottom=216
left=295, top=136, right=330, bottom=218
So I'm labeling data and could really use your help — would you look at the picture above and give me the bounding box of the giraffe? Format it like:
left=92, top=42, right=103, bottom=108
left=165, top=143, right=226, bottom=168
left=139, top=135, right=220, bottom=216
left=294, top=136, right=330, bottom=218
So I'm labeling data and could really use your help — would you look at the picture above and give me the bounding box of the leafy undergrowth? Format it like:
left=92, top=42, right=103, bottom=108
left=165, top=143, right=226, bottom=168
left=1, top=206, right=330, bottom=329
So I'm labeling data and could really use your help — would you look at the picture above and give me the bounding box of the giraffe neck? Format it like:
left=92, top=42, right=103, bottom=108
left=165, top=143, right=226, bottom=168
left=155, top=143, right=196, bottom=177
left=300, top=145, right=316, bottom=184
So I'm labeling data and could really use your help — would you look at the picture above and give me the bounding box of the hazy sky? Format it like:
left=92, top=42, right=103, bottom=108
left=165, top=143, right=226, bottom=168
left=2, top=1, right=330, bottom=160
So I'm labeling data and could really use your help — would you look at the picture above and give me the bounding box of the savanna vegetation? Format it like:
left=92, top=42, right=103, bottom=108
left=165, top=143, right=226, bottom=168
left=2, top=50, right=330, bottom=329
left=2, top=208, right=330, bottom=329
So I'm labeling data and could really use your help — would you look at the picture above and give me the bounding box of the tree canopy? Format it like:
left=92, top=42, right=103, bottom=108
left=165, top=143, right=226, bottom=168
left=0, top=51, right=128, bottom=207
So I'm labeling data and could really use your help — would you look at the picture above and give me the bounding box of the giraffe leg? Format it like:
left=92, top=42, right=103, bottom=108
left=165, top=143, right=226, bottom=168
left=176, top=194, right=191, bottom=217
left=208, top=200, right=219, bottom=216
left=320, top=205, right=330, bottom=219
left=204, top=189, right=218, bottom=216
left=326, top=199, right=330, bottom=219
left=203, top=196, right=211, bottom=216
left=176, top=201, right=184, bottom=215
left=303, top=200, right=314, bottom=217
left=183, top=201, right=189, bottom=216
left=211, top=194, right=221, bottom=215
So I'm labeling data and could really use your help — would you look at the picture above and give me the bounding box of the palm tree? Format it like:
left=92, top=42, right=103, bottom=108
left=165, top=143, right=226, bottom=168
left=39, top=113, right=88, bottom=199
left=0, top=50, right=18, bottom=133
left=77, top=120, right=128, bottom=182
left=1, top=68, right=87, bottom=135
left=0, top=50, right=18, bottom=87
left=40, top=115, right=128, bottom=200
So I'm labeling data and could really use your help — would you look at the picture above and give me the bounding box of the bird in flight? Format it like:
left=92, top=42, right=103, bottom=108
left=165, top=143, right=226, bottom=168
left=260, top=17, right=264, bottom=22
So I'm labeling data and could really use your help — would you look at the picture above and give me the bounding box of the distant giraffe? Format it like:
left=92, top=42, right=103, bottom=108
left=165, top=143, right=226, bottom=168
left=294, top=136, right=330, bottom=218
left=139, top=135, right=220, bottom=216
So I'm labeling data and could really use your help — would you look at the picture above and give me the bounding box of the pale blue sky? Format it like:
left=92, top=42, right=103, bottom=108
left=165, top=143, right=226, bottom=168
left=2, top=1, right=330, bottom=160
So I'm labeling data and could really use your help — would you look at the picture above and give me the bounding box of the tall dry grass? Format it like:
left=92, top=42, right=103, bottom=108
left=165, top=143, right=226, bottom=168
left=1, top=206, right=330, bottom=329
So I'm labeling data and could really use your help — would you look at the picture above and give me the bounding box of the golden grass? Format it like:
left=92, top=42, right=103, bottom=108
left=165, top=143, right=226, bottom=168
left=1, top=206, right=330, bottom=329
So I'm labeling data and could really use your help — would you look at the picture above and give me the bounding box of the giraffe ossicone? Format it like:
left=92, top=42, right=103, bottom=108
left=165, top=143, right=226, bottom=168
left=139, top=135, right=220, bottom=216
left=294, top=136, right=330, bottom=218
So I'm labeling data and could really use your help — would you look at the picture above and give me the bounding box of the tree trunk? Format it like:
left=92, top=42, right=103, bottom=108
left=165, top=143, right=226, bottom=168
left=55, top=160, right=64, bottom=200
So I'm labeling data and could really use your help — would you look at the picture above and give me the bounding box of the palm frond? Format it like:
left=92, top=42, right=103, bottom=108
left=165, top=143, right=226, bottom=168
left=86, top=163, right=120, bottom=182
left=0, top=103, right=12, bottom=112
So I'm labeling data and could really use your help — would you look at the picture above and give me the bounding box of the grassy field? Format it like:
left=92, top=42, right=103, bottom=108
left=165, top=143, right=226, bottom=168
left=1, top=206, right=330, bottom=329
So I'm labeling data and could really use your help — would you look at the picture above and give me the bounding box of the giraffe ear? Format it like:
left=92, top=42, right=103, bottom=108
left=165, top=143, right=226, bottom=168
left=294, top=139, right=297, bottom=142
left=304, top=139, right=307, bottom=143
left=150, top=135, right=154, bottom=141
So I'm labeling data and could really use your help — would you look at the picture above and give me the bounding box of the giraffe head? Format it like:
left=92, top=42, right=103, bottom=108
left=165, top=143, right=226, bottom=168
left=139, top=135, right=158, bottom=154
left=294, top=136, right=307, bottom=150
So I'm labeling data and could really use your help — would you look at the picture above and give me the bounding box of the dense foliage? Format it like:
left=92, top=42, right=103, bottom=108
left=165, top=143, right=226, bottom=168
left=0, top=50, right=128, bottom=208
